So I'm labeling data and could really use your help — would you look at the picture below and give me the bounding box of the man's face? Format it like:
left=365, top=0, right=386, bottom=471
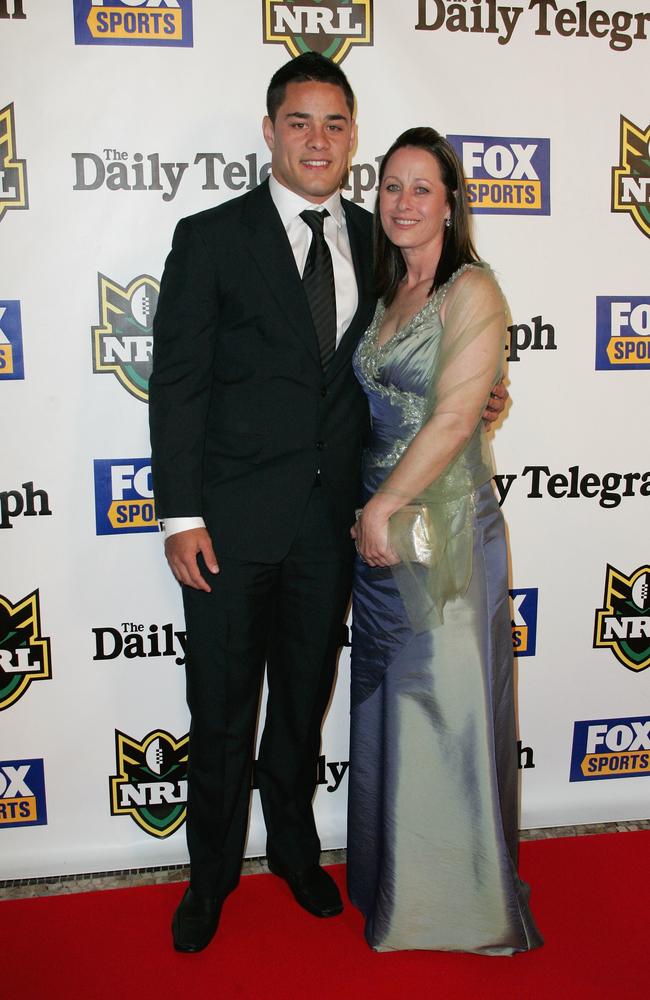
left=263, top=81, right=356, bottom=203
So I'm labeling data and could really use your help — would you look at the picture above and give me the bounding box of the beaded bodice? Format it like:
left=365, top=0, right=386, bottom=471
left=353, top=264, right=476, bottom=473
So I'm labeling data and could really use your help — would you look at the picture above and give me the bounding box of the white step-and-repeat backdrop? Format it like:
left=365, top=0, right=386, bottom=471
left=1, top=1, right=649, bottom=879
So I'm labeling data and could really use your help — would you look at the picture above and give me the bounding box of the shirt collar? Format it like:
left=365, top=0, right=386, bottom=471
left=269, top=174, right=344, bottom=231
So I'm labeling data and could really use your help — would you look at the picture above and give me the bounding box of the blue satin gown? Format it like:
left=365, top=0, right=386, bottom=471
left=347, top=265, right=543, bottom=955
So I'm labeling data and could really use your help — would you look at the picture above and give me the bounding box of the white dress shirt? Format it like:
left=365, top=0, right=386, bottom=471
left=161, top=174, right=358, bottom=539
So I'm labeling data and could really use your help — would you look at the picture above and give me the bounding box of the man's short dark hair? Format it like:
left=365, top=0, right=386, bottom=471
left=266, top=51, right=355, bottom=121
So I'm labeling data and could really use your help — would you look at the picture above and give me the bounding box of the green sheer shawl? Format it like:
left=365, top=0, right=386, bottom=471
left=382, top=264, right=509, bottom=631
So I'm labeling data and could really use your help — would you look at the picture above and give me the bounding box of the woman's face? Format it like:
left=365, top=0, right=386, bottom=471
left=379, top=146, right=451, bottom=255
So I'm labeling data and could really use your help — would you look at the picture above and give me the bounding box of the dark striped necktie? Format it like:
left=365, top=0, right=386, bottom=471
left=300, top=208, right=337, bottom=370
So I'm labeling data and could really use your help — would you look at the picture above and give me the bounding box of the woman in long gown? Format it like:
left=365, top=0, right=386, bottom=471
left=347, top=127, right=543, bottom=955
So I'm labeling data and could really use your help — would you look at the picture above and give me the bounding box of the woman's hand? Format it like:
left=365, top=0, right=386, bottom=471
left=351, top=497, right=401, bottom=567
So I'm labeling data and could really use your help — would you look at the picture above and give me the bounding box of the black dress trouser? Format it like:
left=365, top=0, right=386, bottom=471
left=181, top=486, right=354, bottom=899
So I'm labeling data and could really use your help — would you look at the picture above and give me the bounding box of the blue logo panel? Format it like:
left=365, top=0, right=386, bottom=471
left=0, top=758, right=47, bottom=828
left=510, top=588, right=538, bottom=657
left=447, top=135, right=551, bottom=215
left=73, top=0, right=193, bottom=47
left=94, top=458, right=158, bottom=535
left=595, top=296, right=650, bottom=371
left=570, top=716, right=650, bottom=782
left=0, top=300, right=24, bottom=380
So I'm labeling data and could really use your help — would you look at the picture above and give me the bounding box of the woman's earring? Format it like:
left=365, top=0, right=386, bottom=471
left=444, top=217, right=452, bottom=229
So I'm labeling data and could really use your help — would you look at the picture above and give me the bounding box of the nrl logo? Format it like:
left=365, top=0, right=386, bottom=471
left=109, top=729, right=188, bottom=838
left=611, top=116, right=650, bottom=239
left=0, top=104, right=28, bottom=224
left=92, top=273, right=159, bottom=402
left=0, top=590, right=52, bottom=711
left=594, top=564, right=650, bottom=672
left=263, top=0, right=372, bottom=64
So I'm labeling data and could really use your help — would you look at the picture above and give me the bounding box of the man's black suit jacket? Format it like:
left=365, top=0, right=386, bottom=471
left=149, top=180, right=376, bottom=563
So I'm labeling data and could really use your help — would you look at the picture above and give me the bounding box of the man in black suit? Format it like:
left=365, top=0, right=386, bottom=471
left=149, top=53, right=375, bottom=952
left=150, top=52, right=505, bottom=953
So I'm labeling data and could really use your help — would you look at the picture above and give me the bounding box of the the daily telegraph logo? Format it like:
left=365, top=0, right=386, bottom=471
left=74, top=149, right=192, bottom=202
left=0, top=759, right=47, bottom=828
left=494, top=465, right=650, bottom=508
left=415, top=2, right=650, bottom=50
left=510, top=588, right=538, bottom=657
left=594, top=564, right=650, bottom=672
left=596, top=296, right=650, bottom=370
left=0, top=104, right=28, bottom=224
left=263, top=0, right=373, bottom=63
left=92, top=274, right=158, bottom=401
left=0, top=482, right=52, bottom=530
left=0, top=591, right=52, bottom=712
left=447, top=135, right=550, bottom=214
left=612, top=116, right=650, bottom=240
left=251, top=754, right=350, bottom=793
left=517, top=741, right=535, bottom=769
left=0, top=301, right=24, bottom=379
left=73, top=0, right=193, bottom=47
left=72, top=146, right=380, bottom=205
left=507, top=314, right=556, bottom=363
left=570, top=716, right=650, bottom=782
left=93, top=621, right=186, bottom=664
left=109, top=729, right=188, bottom=838
left=94, top=459, right=157, bottom=535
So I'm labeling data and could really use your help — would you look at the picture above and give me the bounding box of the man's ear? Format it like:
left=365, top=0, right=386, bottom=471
left=348, top=120, right=358, bottom=160
left=262, top=115, right=275, bottom=152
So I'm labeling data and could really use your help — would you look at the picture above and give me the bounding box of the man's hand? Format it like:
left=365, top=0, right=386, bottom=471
left=164, top=527, right=219, bottom=592
left=483, top=379, right=509, bottom=424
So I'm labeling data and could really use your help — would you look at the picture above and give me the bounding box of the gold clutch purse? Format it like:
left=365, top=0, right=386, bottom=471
left=390, top=504, right=433, bottom=565
left=355, top=504, right=433, bottom=566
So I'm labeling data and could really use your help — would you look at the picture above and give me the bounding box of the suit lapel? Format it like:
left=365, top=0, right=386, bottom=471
left=242, top=181, right=321, bottom=367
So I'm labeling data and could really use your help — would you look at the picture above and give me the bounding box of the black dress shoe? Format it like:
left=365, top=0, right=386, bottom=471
left=172, top=887, right=222, bottom=952
left=267, top=860, right=343, bottom=918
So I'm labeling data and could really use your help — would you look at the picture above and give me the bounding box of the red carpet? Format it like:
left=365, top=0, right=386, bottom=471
left=1, top=831, right=646, bottom=1000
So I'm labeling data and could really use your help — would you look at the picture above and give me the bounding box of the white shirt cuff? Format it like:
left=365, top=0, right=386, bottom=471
left=160, top=516, right=206, bottom=539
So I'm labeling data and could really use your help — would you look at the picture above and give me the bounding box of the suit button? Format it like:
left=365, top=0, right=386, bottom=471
left=320, top=386, right=328, bottom=398
left=316, top=440, right=324, bottom=451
